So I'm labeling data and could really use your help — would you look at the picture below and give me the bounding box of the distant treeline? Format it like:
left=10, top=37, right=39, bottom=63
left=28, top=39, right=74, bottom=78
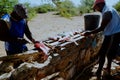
left=114, top=1, right=120, bottom=14
left=0, top=0, right=119, bottom=19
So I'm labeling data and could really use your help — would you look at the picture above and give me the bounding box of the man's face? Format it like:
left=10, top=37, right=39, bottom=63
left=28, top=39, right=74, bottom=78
left=93, top=3, right=104, bottom=12
left=94, top=5, right=101, bottom=12
left=19, top=7, right=28, bottom=19
left=14, top=4, right=28, bottom=19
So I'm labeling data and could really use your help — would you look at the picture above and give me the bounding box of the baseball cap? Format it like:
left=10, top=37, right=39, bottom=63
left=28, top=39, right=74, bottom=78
left=92, top=0, right=105, bottom=9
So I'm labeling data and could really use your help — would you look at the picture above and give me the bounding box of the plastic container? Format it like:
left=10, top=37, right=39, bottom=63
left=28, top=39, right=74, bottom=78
left=84, top=14, right=100, bottom=30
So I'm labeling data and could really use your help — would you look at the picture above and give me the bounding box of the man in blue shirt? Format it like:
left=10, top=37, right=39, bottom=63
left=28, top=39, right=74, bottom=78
left=1, top=4, right=37, bottom=55
left=82, top=0, right=120, bottom=79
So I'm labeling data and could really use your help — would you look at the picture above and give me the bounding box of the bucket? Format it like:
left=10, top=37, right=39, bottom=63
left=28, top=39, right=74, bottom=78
left=84, top=14, right=100, bottom=30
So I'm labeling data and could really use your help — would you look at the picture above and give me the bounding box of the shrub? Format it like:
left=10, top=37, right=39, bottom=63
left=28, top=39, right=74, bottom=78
left=0, top=0, right=18, bottom=17
left=28, top=7, right=37, bottom=20
left=78, top=0, right=94, bottom=14
left=36, top=4, right=55, bottom=13
left=114, top=1, right=120, bottom=13
left=52, top=0, right=79, bottom=18
left=22, top=3, right=37, bottom=20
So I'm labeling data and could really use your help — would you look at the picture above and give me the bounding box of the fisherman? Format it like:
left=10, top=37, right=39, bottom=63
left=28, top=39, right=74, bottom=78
left=1, top=4, right=38, bottom=55
left=81, top=0, right=120, bottom=79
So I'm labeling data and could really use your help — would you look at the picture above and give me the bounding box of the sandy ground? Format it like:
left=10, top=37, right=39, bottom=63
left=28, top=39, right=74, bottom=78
left=0, top=12, right=85, bottom=57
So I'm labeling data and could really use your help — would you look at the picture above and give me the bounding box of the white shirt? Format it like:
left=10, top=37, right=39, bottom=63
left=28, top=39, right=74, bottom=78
left=102, top=5, right=120, bottom=35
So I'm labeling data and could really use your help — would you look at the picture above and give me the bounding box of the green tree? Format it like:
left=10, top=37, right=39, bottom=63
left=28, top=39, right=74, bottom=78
left=21, top=2, right=37, bottom=20
left=36, top=4, right=55, bottom=13
left=114, top=1, right=120, bottom=13
left=0, top=0, right=18, bottom=17
left=52, top=0, right=78, bottom=18
left=78, top=0, right=94, bottom=14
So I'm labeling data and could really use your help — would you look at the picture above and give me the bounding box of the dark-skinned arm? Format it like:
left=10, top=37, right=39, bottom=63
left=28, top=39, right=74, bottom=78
left=82, top=11, right=112, bottom=36
left=24, top=21, right=36, bottom=43
left=91, top=11, right=112, bottom=34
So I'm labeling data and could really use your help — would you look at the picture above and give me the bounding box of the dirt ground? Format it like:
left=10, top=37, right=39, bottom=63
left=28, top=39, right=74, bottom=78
left=0, top=12, right=85, bottom=57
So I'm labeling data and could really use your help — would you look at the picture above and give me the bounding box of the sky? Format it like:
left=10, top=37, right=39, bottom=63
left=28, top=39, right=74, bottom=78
left=19, top=0, right=119, bottom=7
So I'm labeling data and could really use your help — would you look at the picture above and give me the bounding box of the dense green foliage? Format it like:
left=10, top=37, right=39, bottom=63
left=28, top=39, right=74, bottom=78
left=0, top=0, right=18, bottom=17
left=114, top=1, right=120, bottom=13
left=0, top=0, right=95, bottom=19
left=23, top=3, right=37, bottom=20
left=28, top=7, right=37, bottom=20
left=36, top=4, right=56, bottom=13
left=52, top=0, right=79, bottom=18
left=78, top=0, right=94, bottom=14
left=0, top=0, right=37, bottom=20
left=1, top=0, right=119, bottom=20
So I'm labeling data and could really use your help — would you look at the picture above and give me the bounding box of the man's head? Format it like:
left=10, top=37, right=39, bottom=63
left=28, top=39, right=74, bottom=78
left=92, top=0, right=105, bottom=12
left=13, top=4, right=28, bottom=19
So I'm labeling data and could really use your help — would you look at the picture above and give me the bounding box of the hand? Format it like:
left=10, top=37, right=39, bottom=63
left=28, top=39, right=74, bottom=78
left=81, top=31, right=92, bottom=36
left=17, top=38, right=29, bottom=44
left=34, top=41, right=40, bottom=49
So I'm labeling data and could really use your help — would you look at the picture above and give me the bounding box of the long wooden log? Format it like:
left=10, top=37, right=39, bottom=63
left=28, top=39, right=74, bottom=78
left=0, top=33, right=103, bottom=80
